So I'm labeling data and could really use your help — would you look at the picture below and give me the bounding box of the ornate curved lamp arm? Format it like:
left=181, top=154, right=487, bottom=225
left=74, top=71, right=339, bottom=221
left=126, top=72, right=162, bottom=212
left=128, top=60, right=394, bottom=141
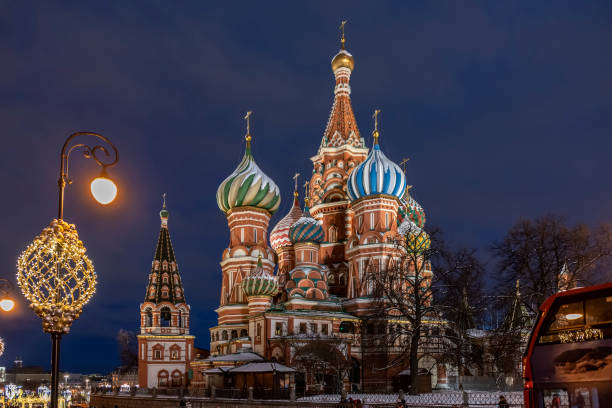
left=58, top=132, right=119, bottom=219
left=0, top=278, right=13, bottom=297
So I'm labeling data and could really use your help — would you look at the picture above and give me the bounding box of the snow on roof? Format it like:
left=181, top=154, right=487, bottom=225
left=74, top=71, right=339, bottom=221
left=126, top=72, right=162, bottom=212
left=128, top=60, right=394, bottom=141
left=228, top=362, right=296, bottom=374
left=202, top=352, right=264, bottom=363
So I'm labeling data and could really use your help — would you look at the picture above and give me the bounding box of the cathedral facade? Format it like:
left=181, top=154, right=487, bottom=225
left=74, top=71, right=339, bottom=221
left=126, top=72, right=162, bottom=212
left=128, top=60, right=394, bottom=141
left=207, top=35, right=437, bottom=392
left=137, top=33, right=443, bottom=392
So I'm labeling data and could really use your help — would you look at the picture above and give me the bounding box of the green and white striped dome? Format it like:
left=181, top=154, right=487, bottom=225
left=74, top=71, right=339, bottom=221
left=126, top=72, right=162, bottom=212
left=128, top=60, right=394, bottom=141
left=216, top=140, right=281, bottom=214
left=243, top=256, right=278, bottom=297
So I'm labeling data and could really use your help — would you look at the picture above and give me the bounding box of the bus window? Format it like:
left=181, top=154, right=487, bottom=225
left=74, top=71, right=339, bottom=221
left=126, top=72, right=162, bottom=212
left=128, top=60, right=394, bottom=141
left=539, top=389, right=568, bottom=408
left=547, top=301, right=585, bottom=331
left=586, top=296, right=612, bottom=325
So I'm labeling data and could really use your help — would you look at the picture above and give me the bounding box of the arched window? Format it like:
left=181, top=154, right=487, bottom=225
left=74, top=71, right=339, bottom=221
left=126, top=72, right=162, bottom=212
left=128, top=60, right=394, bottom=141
left=222, top=330, right=228, bottom=340
left=162, top=273, right=169, bottom=284
left=158, top=370, right=169, bottom=387
left=160, top=307, right=171, bottom=327
left=171, top=370, right=182, bottom=387
left=178, top=311, right=182, bottom=328
left=145, top=309, right=153, bottom=327
left=231, top=330, right=238, bottom=339
left=170, top=346, right=181, bottom=360
left=328, top=226, right=337, bottom=243
left=240, top=329, right=248, bottom=338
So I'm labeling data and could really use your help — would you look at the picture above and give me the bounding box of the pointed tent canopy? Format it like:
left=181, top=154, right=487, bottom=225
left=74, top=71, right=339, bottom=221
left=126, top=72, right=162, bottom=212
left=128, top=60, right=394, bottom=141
left=502, top=280, right=532, bottom=332
left=144, top=200, right=186, bottom=304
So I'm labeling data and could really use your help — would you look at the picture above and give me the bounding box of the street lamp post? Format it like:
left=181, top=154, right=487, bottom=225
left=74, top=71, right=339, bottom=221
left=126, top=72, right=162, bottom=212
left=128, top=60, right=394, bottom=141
left=17, top=132, right=118, bottom=408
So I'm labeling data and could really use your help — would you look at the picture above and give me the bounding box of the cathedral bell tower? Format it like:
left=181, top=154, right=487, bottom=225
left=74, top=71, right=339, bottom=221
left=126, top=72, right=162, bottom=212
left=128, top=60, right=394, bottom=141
left=138, top=198, right=195, bottom=389
left=307, top=23, right=369, bottom=297
left=211, top=112, right=280, bottom=355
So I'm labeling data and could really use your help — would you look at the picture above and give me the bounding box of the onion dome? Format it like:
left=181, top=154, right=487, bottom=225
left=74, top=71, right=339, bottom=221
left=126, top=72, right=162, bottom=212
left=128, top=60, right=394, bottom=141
left=216, top=117, right=281, bottom=215
left=399, top=217, right=430, bottom=252
left=347, top=128, right=407, bottom=201
left=289, top=199, right=324, bottom=244
left=270, top=191, right=303, bottom=250
left=399, top=192, right=426, bottom=229
left=332, top=49, right=355, bottom=72
left=243, top=256, right=278, bottom=297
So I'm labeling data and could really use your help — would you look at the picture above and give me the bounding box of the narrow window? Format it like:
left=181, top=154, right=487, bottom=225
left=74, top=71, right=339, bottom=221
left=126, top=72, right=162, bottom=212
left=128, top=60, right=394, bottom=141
left=241, top=228, right=244, bottom=242
left=275, top=322, right=282, bottom=336
left=370, top=213, right=374, bottom=230
left=321, top=324, right=329, bottom=335
left=385, top=213, right=389, bottom=230
left=254, top=228, right=258, bottom=242
left=299, top=323, right=307, bottom=334
left=310, top=323, right=317, bottom=334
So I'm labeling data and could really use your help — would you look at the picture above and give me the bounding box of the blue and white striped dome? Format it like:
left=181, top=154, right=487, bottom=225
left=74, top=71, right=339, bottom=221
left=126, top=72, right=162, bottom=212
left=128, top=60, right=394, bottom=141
left=289, top=204, right=324, bottom=244
left=347, top=142, right=406, bottom=201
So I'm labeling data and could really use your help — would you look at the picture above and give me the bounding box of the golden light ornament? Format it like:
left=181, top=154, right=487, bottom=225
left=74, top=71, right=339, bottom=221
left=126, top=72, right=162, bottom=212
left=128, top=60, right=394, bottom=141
left=0, top=336, right=4, bottom=358
left=90, top=175, right=117, bottom=205
left=0, top=298, right=14, bottom=312
left=16, top=219, right=97, bottom=334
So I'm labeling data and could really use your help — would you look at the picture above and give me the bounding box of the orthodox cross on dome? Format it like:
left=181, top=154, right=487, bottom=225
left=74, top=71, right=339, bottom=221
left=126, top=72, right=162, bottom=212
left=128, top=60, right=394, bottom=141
left=244, top=111, right=253, bottom=146
left=293, top=173, right=300, bottom=197
left=400, top=158, right=410, bottom=176
left=303, top=181, right=309, bottom=206
left=162, top=192, right=167, bottom=209
left=372, top=109, right=381, bottom=144
left=339, top=20, right=347, bottom=49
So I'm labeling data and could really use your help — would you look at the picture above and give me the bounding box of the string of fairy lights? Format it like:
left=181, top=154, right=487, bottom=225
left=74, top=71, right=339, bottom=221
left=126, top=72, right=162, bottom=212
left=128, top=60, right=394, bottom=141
left=16, top=219, right=97, bottom=334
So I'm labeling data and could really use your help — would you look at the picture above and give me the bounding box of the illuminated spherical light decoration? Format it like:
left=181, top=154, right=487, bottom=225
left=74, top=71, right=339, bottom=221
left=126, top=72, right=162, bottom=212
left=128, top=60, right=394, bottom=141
left=0, top=298, right=15, bottom=312
left=17, top=219, right=97, bottom=334
left=0, top=336, right=4, bottom=358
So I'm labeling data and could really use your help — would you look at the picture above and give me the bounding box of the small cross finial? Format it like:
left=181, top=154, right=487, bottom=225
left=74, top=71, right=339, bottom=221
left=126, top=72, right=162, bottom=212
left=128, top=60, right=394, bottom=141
left=372, top=109, right=381, bottom=144
left=293, top=173, right=300, bottom=196
left=244, top=111, right=253, bottom=145
left=162, top=193, right=167, bottom=209
left=400, top=158, right=410, bottom=176
left=340, top=20, right=347, bottom=49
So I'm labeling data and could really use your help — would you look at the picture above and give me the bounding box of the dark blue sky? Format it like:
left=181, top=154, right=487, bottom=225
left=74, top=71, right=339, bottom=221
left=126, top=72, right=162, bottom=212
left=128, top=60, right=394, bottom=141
left=1, top=1, right=611, bottom=373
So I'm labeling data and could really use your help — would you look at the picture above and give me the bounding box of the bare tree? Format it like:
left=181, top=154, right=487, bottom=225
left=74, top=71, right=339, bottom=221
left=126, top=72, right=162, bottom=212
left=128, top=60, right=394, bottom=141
left=491, top=215, right=612, bottom=312
left=432, top=246, right=487, bottom=379
left=290, top=336, right=351, bottom=394
left=364, top=224, right=444, bottom=394
left=117, top=329, right=138, bottom=369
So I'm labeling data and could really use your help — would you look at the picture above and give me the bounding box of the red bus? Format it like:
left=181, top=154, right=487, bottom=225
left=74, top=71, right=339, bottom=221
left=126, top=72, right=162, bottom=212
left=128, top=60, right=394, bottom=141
left=523, top=282, right=612, bottom=408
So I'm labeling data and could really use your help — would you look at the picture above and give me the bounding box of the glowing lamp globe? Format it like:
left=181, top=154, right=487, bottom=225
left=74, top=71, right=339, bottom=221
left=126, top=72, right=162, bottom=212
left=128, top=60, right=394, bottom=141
left=0, top=298, right=15, bottom=312
left=17, top=219, right=97, bottom=334
left=90, top=176, right=117, bottom=205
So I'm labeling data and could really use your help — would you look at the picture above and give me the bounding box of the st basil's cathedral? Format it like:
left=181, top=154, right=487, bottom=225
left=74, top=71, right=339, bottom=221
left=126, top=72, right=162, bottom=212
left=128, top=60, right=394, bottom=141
left=137, top=29, right=441, bottom=393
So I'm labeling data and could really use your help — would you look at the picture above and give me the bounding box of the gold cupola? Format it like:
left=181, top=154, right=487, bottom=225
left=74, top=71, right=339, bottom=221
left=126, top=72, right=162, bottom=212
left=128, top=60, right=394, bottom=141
left=331, top=20, right=355, bottom=72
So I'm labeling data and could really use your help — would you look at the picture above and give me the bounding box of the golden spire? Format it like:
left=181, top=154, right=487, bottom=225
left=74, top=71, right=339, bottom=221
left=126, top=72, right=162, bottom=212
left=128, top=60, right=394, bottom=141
left=303, top=181, right=309, bottom=206
left=293, top=173, right=300, bottom=197
left=340, top=20, right=347, bottom=50
left=244, top=111, right=253, bottom=148
left=372, top=109, right=381, bottom=145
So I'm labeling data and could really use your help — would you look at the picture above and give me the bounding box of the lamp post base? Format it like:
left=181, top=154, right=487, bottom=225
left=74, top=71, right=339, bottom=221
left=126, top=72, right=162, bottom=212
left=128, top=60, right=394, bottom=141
left=50, top=333, right=62, bottom=408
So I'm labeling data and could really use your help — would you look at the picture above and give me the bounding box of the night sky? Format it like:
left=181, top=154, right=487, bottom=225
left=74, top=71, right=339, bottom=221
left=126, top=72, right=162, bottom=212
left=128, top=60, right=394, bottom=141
left=1, top=1, right=611, bottom=374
